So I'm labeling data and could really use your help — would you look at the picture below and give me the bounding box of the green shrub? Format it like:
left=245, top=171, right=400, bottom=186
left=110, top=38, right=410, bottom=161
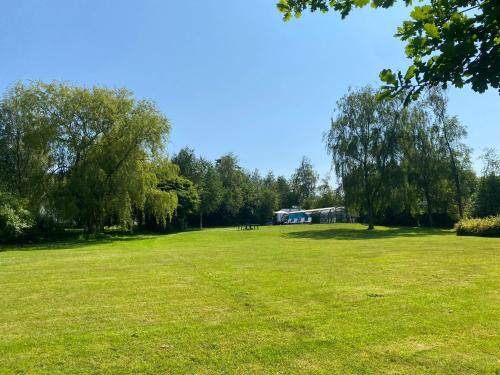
left=0, top=193, right=34, bottom=241
left=455, top=216, right=500, bottom=237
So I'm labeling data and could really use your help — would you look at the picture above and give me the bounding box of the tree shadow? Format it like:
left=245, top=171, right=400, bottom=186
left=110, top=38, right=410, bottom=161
left=0, top=232, right=158, bottom=253
left=284, top=226, right=451, bottom=241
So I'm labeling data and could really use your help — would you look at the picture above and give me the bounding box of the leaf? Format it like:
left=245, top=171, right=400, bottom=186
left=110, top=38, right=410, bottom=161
left=375, top=90, right=393, bottom=101
left=410, top=5, right=432, bottom=21
left=353, top=0, right=370, bottom=7
left=404, top=65, right=416, bottom=81
left=423, top=23, right=439, bottom=38
left=453, top=75, right=464, bottom=88
left=379, top=69, right=397, bottom=85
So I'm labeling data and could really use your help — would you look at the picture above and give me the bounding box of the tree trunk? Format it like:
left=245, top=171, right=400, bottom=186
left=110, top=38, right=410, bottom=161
left=15, top=129, right=23, bottom=196
left=86, top=222, right=98, bottom=237
left=367, top=201, right=374, bottom=230
left=449, top=153, right=464, bottom=219
left=442, top=127, right=464, bottom=218
left=362, top=158, right=374, bottom=230
left=199, top=212, right=203, bottom=230
left=424, top=188, right=433, bottom=227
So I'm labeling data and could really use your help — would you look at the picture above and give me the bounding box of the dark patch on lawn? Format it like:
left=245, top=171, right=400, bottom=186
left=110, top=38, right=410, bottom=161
left=284, top=226, right=450, bottom=241
left=0, top=232, right=156, bottom=253
left=367, top=293, right=385, bottom=298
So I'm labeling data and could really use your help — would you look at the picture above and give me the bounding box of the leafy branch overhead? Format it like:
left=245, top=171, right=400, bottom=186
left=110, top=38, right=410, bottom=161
left=277, top=0, right=500, bottom=102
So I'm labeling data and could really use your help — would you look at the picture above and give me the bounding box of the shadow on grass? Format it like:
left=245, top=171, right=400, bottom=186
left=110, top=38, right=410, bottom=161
left=284, top=226, right=452, bottom=241
left=0, top=230, right=160, bottom=253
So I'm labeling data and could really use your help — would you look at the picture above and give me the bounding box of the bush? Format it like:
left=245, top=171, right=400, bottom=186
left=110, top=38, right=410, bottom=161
left=0, top=192, right=34, bottom=241
left=455, top=216, right=500, bottom=237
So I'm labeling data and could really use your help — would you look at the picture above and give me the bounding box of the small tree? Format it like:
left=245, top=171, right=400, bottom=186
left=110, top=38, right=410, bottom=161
left=216, top=154, right=245, bottom=223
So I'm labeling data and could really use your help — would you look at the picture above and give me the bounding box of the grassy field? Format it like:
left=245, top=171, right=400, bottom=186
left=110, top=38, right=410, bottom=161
left=1, top=224, right=499, bottom=374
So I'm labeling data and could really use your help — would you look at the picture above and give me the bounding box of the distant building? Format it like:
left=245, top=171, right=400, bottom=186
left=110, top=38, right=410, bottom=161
left=274, top=207, right=348, bottom=224
left=274, top=208, right=301, bottom=223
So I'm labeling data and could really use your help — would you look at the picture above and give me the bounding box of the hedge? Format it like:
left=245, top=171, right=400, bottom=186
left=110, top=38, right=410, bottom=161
left=455, top=216, right=500, bottom=237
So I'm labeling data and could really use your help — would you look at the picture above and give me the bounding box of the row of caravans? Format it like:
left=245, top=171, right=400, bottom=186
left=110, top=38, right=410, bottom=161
left=274, top=207, right=348, bottom=224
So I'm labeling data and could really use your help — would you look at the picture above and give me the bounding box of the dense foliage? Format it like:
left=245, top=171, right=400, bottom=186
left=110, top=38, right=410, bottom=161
left=455, top=215, right=500, bottom=237
left=326, top=87, right=403, bottom=229
left=0, top=82, right=497, bottom=240
left=0, top=192, right=33, bottom=240
left=472, top=148, right=500, bottom=217
left=171, top=150, right=339, bottom=228
left=326, top=87, right=476, bottom=229
left=0, top=82, right=178, bottom=237
left=277, top=0, right=500, bottom=102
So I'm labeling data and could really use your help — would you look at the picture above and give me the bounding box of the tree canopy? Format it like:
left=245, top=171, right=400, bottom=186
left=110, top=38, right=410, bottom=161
left=326, top=86, right=474, bottom=228
left=277, top=0, right=500, bottom=101
left=326, top=86, right=403, bottom=229
left=0, top=81, right=178, bottom=235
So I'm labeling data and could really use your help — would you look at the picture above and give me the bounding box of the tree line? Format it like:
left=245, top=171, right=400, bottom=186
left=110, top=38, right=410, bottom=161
left=0, top=81, right=498, bottom=240
left=172, top=86, right=498, bottom=231
left=170, top=150, right=341, bottom=229
left=327, top=86, right=486, bottom=229
left=0, top=81, right=339, bottom=239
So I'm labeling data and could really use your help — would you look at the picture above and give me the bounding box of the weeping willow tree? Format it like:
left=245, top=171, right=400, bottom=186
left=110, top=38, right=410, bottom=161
left=0, top=81, right=178, bottom=234
left=325, top=87, right=405, bottom=229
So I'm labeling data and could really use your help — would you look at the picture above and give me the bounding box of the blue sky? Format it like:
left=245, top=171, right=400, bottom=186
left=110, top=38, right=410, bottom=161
left=1, top=0, right=498, bottom=179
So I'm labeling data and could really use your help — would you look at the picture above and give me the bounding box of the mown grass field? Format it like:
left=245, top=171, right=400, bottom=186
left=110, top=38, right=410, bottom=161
left=1, top=224, right=499, bottom=374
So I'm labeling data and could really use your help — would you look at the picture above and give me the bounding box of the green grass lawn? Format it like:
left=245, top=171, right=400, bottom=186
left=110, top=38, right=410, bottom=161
left=1, top=224, right=499, bottom=374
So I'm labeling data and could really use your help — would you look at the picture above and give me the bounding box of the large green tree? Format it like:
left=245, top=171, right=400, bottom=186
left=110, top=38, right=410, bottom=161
left=0, top=81, right=178, bottom=234
left=216, top=154, right=246, bottom=222
left=326, top=87, right=404, bottom=229
left=403, top=104, right=447, bottom=226
left=0, top=83, right=55, bottom=215
left=425, top=89, right=472, bottom=218
left=246, top=170, right=280, bottom=224
left=277, top=0, right=500, bottom=101
left=158, top=169, right=200, bottom=230
left=197, top=160, right=223, bottom=228
left=172, top=147, right=203, bottom=184
left=401, top=99, right=470, bottom=226
left=173, top=148, right=223, bottom=228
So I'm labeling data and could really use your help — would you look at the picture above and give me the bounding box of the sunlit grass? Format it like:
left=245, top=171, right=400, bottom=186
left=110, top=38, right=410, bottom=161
left=1, top=224, right=499, bottom=374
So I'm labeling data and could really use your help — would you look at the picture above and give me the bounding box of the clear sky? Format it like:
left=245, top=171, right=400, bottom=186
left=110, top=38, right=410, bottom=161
left=1, top=0, right=498, bottom=179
